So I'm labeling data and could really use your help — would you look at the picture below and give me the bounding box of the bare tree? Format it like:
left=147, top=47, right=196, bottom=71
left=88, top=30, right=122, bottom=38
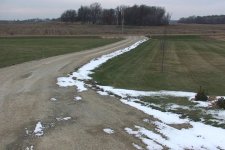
left=61, top=10, right=77, bottom=23
left=101, top=9, right=116, bottom=25
left=90, top=2, right=102, bottom=24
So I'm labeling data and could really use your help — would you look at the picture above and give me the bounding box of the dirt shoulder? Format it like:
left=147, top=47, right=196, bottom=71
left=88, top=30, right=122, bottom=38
left=0, top=36, right=152, bottom=150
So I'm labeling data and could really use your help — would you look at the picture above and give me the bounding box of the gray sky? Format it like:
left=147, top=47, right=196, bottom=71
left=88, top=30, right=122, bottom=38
left=0, top=0, right=225, bottom=20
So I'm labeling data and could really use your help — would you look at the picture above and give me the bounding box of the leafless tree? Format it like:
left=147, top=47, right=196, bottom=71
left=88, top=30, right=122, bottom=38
left=90, top=2, right=102, bottom=24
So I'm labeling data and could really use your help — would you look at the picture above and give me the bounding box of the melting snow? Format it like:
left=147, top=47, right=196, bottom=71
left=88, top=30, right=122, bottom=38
left=121, top=98, right=188, bottom=124
left=143, top=118, right=150, bottom=123
left=103, top=128, right=115, bottom=134
left=74, top=96, right=82, bottom=101
left=25, top=146, right=34, bottom=150
left=192, top=100, right=210, bottom=108
left=132, top=143, right=143, bottom=150
left=50, top=97, right=57, bottom=101
left=56, top=117, right=72, bottom=121
left=207, top=110, right=225, bottom=121
left=154, top=121, right=225, bottom=149
left=166, top=104, right=190, bottom=110
left=98, top=85, right=196, bottom=99
left=97, top=91, right=109, bottom=96
left=125, top=127, right=163, bottom=150
left=34, top=122, right=44, bottom=136
left=25, top=128, right=29, bottom=135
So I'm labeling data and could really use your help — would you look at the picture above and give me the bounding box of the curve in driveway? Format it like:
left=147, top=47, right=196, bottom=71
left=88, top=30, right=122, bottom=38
left=0, top=36, right=149, bottom=150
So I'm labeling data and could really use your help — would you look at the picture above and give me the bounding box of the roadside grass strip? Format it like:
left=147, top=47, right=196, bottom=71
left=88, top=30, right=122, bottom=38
left=57, top=38, right=225, bottom=149
left=57, top=38, right=148, bottom=90
left=0, top=37, right=121, bottom=68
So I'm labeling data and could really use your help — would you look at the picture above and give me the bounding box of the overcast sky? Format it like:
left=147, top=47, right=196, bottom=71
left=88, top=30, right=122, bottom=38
left=0, top=0, right=225, bottom=20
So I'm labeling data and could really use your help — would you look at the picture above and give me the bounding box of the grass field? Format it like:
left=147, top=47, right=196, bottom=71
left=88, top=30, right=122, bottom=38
left=0, top=22, right=225, bottom=36
left=92, top=35, right=225, bottom=95
left=0, top=36, right=121, bottom=68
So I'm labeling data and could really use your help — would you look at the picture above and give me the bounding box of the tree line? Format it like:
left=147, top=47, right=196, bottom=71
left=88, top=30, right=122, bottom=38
left=60, top=2, right=171, bottom=26
left=178, top=15, right=225, bottom=24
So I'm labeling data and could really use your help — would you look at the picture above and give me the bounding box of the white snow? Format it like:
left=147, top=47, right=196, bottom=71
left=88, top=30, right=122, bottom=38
left=25, top=128, right=29, bottom=135
left=154, top=121, right=225, bottom=149
left=56, top=117, right=72, bottom=121
left=132, top=143, right=143, bottom=150
left=74, top=96, right=82, bottom=101
left=103, top=128, right=115, bottom=134
left=126, top=121, right=225, bottom=150
left=125, top=127, right=163, bottom=150
left=25, top=146, right=34, bottom=150
left=97, top=91, right=109, bottom=96
left=166, top=104, right=190, bottom=110
left=50, top=97, right=57, bottom=101
left=121, top=99, right=188, bottom=124
left=98, top=85, right=196, bottom=99
left=34, top=122, right=44, bottom=136
left=57, top=77, right=87, bottom=92
left=192, top=100, right=210, bottom=108
left=207, top=110, right=225, bottom=121
left=143, top=118, right=150, bottom=123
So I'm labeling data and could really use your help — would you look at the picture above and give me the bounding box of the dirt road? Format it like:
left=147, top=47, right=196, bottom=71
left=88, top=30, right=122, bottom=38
left=0, top=36, right=151, bottom=150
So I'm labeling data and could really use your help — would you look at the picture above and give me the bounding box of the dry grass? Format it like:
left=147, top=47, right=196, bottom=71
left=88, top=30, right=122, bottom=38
left=0, top=22, right=225, bottom=36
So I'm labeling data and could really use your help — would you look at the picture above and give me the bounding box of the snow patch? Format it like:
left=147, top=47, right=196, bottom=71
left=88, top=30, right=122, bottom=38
left=97, top=91, right=109, bottom=96
left=207, top=110, right=225, bottom=121
left=132, top=143, right=143, bottom=150
left=57, top=77, right=87, bottom=92
left=154, top=121, right=225, bottom=149
left=166, top=104, right=190, bottom=110
left=193, top=100, right=210, bottom=108
left=103, top=128, right=114, bottom=134
left=98, top=85, right=196, bottom=99
left=143, top=118, right=150, bottom=123
left=50, top=97, right=57, bottom=101
left=25, top=146, right=34, bottom=150
left=56, top=117, right=72, bottom=121
left=121, top=99, right=188, bottom=124
left=125, top=127, right=163, bottom=150
left=34, top=122, right=44, bottom=136
left=74, top=96, right=82, bottom=101
left=25, top=128, right=29, bottom=135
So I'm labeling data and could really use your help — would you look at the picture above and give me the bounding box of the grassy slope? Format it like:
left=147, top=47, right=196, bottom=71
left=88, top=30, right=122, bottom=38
left=0, top=36, right=121, bottom=68
left=92, top=35, right=225, bottom=95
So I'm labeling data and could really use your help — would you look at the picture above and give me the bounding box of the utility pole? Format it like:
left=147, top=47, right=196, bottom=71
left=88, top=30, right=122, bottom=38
left=121, top=9, right=124, bottom=35
left=161, top=27, right=167, bottom=73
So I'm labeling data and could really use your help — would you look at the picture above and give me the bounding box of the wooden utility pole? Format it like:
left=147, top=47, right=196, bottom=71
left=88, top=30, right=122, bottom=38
left=161, top=27, right=167, bottom=73
left=121, top=9, right=124, bottom=35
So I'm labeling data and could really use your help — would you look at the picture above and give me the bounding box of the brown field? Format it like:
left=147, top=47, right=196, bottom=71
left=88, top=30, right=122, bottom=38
left=0, top=22, right=225, bottom=37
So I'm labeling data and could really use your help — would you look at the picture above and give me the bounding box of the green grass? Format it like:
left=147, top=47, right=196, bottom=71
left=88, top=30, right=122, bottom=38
left=0, top=36, right=121, bottom=68
left=92, top=35, right=225, bottom=95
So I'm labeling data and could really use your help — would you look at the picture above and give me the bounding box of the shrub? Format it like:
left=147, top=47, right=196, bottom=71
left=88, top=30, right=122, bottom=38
left=195, top=86, right=208, bottom=101
left=216, top=97, right=225, bottom=109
